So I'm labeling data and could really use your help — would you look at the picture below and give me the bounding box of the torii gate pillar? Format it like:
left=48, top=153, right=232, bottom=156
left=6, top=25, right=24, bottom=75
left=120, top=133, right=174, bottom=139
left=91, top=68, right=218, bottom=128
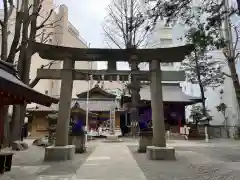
left=146, top=60, right=176, bottom=160
left=44, top=58, right=75, bottom=161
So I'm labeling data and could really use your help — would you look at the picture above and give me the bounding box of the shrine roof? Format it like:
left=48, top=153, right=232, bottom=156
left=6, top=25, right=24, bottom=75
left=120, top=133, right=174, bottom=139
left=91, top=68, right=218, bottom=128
left=122, top=83, right=201, bottom=105
left=71, top=102, right=98, bottom=116
left=0, top=60, right=58, bottom=106
left=76, top=85, right=116, bottom=99
left=27, top=98, right=118, bottom=113
left=140, top=83, right=201, bottom=104
left=33, top=42, right=194, bottom=62
left=72, top=99, right=119, bottom=112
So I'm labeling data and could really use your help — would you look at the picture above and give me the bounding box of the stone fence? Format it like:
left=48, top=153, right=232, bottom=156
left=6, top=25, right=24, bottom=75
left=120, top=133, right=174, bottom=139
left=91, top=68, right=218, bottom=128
left=206, top=125, right=239, bottom=139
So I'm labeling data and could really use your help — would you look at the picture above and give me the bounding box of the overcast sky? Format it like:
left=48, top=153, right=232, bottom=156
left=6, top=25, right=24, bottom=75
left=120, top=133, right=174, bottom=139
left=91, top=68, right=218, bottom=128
left=53, top=0, right=129, bottom=69
left=54, top=0, right=111, bottom=48
left=0, top=0, right=110, bottom=48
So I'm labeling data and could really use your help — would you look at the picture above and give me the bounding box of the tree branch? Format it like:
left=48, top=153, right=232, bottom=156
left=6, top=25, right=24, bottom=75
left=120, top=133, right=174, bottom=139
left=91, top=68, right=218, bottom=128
left=36, top=9, right=54, bottom=30
left=29, top=60, right=57, bottom=88
left=233, top=25, right=239, bottom=57
left=102, top=26, right=122, bottom=49
left=1, top=0, right=14, bottom=61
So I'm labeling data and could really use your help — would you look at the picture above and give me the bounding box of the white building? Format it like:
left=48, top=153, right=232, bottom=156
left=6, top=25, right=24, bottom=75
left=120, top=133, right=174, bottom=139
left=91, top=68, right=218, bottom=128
left=141, top=0, right=240, bottom=134
left=0, top=0, right=98, bottom=100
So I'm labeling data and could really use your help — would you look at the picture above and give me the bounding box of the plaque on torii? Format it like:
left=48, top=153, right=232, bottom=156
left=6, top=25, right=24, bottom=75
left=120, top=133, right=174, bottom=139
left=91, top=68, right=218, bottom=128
left=33, top=42, right=194, bottom=161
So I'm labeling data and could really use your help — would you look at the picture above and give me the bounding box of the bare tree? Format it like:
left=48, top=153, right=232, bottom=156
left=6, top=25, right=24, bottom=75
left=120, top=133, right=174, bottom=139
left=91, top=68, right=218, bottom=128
left=0, top=0, right=14, bottom=61
left=222, top=24, right=240, bottom=112
left=0, top=0, right=61, bottom=145
left=102, top=0, right=150, bottom=136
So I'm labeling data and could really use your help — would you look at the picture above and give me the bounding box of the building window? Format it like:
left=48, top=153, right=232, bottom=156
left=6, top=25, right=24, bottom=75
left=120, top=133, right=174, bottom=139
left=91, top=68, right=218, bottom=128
left=160, top=39, right=173, bottom=47
left=161, top=62, right=174, bottom=66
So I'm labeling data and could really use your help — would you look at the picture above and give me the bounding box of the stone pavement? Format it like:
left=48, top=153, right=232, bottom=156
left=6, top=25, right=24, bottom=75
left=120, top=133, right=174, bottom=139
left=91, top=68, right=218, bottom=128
left=0, top=139, right=99, bottom=180
left=129, top=139, right=240, bottom=180
left=3, top=138, right=240, bottom=179
left=72, top=142, right=147, bottom=180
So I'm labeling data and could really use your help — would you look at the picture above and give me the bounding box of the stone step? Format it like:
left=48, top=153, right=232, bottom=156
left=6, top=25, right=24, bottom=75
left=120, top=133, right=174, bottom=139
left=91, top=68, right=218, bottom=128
left=169, top=133, right=186, bottom=140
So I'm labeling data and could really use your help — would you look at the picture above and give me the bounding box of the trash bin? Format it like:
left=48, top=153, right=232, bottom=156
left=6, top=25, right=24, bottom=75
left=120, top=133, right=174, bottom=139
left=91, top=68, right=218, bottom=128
left=0, top=152, right=13, bottom=173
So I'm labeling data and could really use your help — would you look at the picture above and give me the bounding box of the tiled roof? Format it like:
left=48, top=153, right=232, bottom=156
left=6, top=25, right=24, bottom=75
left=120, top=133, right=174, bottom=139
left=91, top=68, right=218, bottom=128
left=0, top=60, right=58, bottom=106
left=73, top=99, right=119, bottom=111
left=27, top=104, right=58, bottom=112
left=76, top=85, right=116, bottom=99
left=139, top=83, right=201, bottom=103
left=27, top=99, right=119, bottom=112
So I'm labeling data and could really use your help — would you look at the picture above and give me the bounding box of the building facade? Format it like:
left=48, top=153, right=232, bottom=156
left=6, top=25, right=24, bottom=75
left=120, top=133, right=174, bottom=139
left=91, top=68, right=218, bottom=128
left=0, top=0, right=98, bottom=100
left=141, top=0, right=240, bottom=135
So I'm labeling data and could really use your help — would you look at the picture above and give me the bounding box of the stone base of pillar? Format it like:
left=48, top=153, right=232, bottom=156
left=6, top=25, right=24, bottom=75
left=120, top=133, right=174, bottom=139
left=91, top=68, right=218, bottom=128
left=44, top=145, right=75, bottom=161
left=146, top=146, right=176, bottom=160
left=75, top=136, right=86, bottom=153
left=138, top=135, right=152, bottom=153
left=103, top=134, right=122, bottom=142
left=138, top=131, right=153, bottom=153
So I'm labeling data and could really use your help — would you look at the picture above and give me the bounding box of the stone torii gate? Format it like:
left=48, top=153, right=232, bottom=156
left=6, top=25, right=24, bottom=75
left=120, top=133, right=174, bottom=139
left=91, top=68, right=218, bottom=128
left=33, top=42, right=194, bottom=161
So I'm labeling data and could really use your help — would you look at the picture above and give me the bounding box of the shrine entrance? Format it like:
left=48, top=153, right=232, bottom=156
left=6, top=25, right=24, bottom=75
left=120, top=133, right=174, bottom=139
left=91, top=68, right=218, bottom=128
left=120, top=83, right=202, bottom=134
left=33, top=42, right=194, bottom=161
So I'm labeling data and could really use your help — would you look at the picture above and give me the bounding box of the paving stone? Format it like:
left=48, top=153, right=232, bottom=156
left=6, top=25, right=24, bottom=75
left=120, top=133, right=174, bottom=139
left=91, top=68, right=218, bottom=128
left=75, top=143, right=147, bottom=180
left=3, top=138, right=240, bottom=180
left=128, top=142, right=240, bottom=180
left=0, top=140, right=99, bottom=180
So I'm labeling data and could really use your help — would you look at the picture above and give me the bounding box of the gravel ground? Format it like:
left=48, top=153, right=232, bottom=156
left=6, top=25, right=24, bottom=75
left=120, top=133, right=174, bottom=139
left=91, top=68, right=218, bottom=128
left=3, top=138, right=240, bottom=180
left=0, top=140, right=98, bottom=180
left=128, top=144, right=240, bottom=180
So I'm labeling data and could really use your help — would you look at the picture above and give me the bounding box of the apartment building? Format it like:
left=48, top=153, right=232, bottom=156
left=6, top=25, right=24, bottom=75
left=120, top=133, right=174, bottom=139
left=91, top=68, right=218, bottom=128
left=141, top=0, right=240, bottom=134
left=140, top=0, right=181, bottom=71
left=0, top=0, right=97, bottom=99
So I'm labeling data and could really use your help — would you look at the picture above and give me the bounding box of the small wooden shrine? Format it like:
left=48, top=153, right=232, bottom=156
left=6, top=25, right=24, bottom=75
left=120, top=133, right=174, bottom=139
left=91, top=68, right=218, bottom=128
left=76, top=84, right=120, bottom=130
left=27, top=102, right=98, bottom=138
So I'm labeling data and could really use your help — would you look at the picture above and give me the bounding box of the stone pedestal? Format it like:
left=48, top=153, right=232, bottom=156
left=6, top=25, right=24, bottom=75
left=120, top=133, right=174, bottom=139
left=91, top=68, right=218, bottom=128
left=68, top=135, right=74, bottom=145
left=44, top=145, right=75, bottom=161
left=69, top=135, right=86, bottom=153
left=75, top=136, right=86, bottom=153
left=146, top=146, right=176, bottom=160
left=138, top=131, right=152, bottom=153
